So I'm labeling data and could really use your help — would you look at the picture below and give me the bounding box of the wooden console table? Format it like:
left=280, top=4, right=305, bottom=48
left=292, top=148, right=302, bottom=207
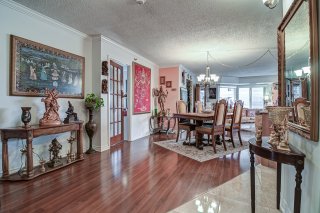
left=1, top=122, right=84, bottom=181
left=249, top=137, right=305, bottom=213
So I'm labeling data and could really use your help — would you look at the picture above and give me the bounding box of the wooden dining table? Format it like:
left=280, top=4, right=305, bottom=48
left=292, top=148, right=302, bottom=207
left=173, top=112, right=233, bottom=150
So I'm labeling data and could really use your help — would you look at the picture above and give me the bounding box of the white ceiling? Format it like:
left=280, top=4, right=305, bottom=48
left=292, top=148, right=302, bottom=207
left=13, top=0, right=283, bottom=77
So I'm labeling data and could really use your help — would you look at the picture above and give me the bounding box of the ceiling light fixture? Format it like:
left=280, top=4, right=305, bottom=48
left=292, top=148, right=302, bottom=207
left=262, top=0, right=279, bottom=9
left=136, top=0, right=146, bottom=5
left=197, top=51, right=219, bottom=86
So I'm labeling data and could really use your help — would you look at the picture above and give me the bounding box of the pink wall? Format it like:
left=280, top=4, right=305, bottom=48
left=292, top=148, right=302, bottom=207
left=159, top=67, right=180, bottom=114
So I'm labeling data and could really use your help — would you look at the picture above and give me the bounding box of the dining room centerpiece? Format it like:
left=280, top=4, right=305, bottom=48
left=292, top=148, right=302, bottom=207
left=84, top=93, right=104, bottom=154
left=266, top=106, right=293, bottom=151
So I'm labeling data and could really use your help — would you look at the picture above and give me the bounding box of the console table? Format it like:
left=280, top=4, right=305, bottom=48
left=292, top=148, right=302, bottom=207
left=149, top=115, right=176, bottom=134
left=0, top=122, right=84, bottom=181
left=249, top=138, right=305, bottom=213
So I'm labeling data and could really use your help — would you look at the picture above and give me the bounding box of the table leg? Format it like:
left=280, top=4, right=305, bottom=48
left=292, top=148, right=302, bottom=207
left=250, top=150, right=255, bottom=213
left=2, top=138, right=9, bottom=178
left=277, top=162, right=281, bottom=209
left=26, top=132, right=34, bottom=178
left=294, top=161, right=304, bottom=213
left=196, top=120, right=203, bottom=150
left=77, top=123, right=84, bottom=159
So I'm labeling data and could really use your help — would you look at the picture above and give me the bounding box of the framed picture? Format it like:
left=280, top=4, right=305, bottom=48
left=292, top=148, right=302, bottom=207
left=166, top=81, right=172, bottom=88
left=180, top=87, right=188, bottom=103
left=160, top=76, right=165, bottom=85
left=133, top=62, right=151, bottom=114
left=209, top=87, right=217, bottom=99
left=10, top=35, right=85, bottom=98
left=181, top=71, right=186, bottom=85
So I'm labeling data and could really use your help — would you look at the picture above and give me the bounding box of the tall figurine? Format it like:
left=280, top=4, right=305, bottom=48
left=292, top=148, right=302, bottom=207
left=39, top=89, right=62, bottom=126
left=157, top=86, right=168, bottom=115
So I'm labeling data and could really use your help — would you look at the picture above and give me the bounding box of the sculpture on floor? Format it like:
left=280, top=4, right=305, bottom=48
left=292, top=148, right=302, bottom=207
left=48, top=138, right=63, bottom=168
left=39, top=89, right=61, bottom=126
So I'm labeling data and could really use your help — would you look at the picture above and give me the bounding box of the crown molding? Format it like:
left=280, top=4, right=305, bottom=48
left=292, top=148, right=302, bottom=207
left=99, top=35, right=158, bottom=67
left=0, top=0, right=88, bottom=39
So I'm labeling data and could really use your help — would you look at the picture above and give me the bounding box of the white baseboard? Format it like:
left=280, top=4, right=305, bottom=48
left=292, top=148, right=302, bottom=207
left=93, top=144, right=109, bottom=152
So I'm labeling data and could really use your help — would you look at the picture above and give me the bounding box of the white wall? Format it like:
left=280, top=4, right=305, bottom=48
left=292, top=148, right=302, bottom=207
left=0, top=0, right=92, bottom=174
left=281, top=1, right=320, bottom=213
left=97, top=35, right=159, bottom=143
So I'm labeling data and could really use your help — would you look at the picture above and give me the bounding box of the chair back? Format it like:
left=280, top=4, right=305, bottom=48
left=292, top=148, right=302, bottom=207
left=293, top=98, right=310, bottom=124
left=214, top=99, right=228, bottom=127
left=195, top=101, right=203, bottom=113
left=231, top=100, right=244, bottom=127
left=176, top=100, right=187, bottom=113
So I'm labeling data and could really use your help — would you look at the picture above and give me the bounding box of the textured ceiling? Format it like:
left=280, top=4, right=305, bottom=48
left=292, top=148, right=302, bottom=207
left=13, top=0, right=283, bottom=77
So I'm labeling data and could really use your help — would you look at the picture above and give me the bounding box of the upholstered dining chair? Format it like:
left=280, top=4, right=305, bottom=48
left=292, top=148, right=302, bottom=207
left=176, top=100, right=196, bottom=143
left=195, top=101, right=203, bottom=113
left=293, top=97, right=310, bottom=125
left=195, top=99, right=228, bottom=153
left=225, top=100, right=244, bottom=148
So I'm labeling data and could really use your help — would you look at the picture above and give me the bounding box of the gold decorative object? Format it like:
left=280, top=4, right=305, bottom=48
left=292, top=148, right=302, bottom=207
left=266, top=106, right=292, bottom=151
left=39, top=89, right=62, bottom=126
left=39, top=159, right=46, bottom=173
left=152, top=86, right=168, bottom=115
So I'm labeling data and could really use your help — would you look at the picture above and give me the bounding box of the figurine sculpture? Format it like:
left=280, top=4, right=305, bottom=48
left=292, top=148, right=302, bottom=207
left=63, top=101, right=79, bottom=124
left=48, top=138, right=63, bottom=168
left=39, top=89, right=61, bottom=126
left=153, top=86, right=168, bottom=115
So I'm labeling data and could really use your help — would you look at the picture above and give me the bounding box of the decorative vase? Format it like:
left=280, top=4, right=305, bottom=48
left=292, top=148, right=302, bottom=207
left=85, top=107, right=97, bottom=154
left=266, top=106, right=292, bottom=150
left=21, top=107, right=32, bottom=128
left=39, top=160, right=46, bottom=173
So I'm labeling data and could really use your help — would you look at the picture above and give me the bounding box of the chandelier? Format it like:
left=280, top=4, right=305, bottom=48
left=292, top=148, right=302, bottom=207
left=197, top=51, right=219, bottom=85
left=262, top=0, right=279, bottom=9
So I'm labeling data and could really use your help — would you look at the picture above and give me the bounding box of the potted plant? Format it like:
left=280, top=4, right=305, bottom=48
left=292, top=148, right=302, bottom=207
left=84, top=93, right=104, bottom=154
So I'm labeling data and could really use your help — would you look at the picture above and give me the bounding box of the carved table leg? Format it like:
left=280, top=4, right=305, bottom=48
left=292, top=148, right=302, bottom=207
left=250, top=149, right=255, bottom=213
left=294, top=161, right=304, bottom=213
left=77, top=123, right=84, bottom=159
left=2, top=138, right=9, bottom=178
left=277, top=162, right=281, bottom=209
left=196, top=120, right=203, bottom=150
left=26, top=132, right=34, bottom=178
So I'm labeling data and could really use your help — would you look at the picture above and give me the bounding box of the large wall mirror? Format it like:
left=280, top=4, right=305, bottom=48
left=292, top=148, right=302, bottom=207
left=278, top=0, right=319, bottom=141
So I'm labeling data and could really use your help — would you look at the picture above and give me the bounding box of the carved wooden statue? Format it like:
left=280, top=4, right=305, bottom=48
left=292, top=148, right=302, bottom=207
left=39, top=89, right=62, bottom=126
left=153, top=86, right=168, bottom=115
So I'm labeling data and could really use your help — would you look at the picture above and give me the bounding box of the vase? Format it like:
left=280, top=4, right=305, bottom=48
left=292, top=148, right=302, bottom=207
left=266, top=106, right=292, bottom=150
left=85, top=107, right=97, bottom=154
left=21, top=107, right=32, bottom=128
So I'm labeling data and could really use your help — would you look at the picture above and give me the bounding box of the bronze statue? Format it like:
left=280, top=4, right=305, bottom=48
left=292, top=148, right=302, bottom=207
left=153, top=86, right=168, bottom=115
left=63, top=101, right=79, bottom=124
left=39, top=89, right=62, bottom=126
left=48, top=138, right=63, bottom=168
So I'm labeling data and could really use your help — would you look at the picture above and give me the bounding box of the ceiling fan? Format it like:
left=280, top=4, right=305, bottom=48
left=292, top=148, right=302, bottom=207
left=262, top=0, right=279, bottom=9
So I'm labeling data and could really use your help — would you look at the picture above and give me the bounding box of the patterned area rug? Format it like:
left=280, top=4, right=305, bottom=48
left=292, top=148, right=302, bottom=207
left=154, top=131, right=254, bottom=162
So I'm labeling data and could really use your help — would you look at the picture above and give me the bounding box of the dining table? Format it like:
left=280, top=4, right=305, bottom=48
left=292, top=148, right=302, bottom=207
left=173, top=112, right=233, bottom=150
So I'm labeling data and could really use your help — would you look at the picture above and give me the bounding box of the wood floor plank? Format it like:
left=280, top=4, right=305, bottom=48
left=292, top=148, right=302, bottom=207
left=0, top=134, right=254, bottom=213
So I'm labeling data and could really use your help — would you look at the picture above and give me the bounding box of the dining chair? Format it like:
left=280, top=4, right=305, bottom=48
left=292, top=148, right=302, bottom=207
left=225, top=100, right=244, bottom=147
left=195, top=101, right=203, bottom=113
left=293, top=97, right=310, bottom=125
left=176, top=100, right=196, bottom=143
left=195, top=99, right=228, bottom=153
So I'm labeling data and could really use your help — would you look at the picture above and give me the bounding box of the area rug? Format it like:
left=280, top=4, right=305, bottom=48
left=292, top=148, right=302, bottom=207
left=154, top=132, right=254, bottom=162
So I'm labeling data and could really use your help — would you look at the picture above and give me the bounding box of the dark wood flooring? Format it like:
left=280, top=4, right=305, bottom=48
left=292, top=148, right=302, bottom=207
left=0, top=134, right=256, bottom=213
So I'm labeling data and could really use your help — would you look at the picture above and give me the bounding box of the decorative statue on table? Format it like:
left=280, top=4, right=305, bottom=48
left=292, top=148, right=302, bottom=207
left=63, top=101, right=79, bottom=124
left=39, top=89, right=62, bottom=126
left=153, top=86, right=168, bottom=116
left=48, top=138, right=63, bottom=168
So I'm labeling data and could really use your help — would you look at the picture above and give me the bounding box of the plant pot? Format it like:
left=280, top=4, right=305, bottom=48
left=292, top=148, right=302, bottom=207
left=85, top=107, right=97, bottom=154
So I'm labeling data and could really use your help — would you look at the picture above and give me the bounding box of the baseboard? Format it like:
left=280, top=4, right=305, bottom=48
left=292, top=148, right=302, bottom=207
left=280, top=198, right=292, bottom=213
left=93, top=144, right=109, bottom=152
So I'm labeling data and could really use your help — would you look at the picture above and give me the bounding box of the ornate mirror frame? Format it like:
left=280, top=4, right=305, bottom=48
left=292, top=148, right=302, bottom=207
left=278, top=0, right=319, bottom=141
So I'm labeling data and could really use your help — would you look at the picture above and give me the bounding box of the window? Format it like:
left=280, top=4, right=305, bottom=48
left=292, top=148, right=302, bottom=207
left=238, top=87, right=250, bottom=108
left=219, top=86, right=236, bottom=104
left=251, top=87, right=264, bottom=109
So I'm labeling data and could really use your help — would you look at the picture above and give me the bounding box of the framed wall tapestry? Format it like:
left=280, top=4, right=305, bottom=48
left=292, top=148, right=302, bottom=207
left=133, top=62, right=151, bottom=114
left=10, top=35, right=85, bottom=99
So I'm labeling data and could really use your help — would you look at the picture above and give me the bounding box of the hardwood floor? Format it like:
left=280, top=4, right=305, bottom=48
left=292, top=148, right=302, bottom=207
left=0, top=134, right=255, bottom=213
